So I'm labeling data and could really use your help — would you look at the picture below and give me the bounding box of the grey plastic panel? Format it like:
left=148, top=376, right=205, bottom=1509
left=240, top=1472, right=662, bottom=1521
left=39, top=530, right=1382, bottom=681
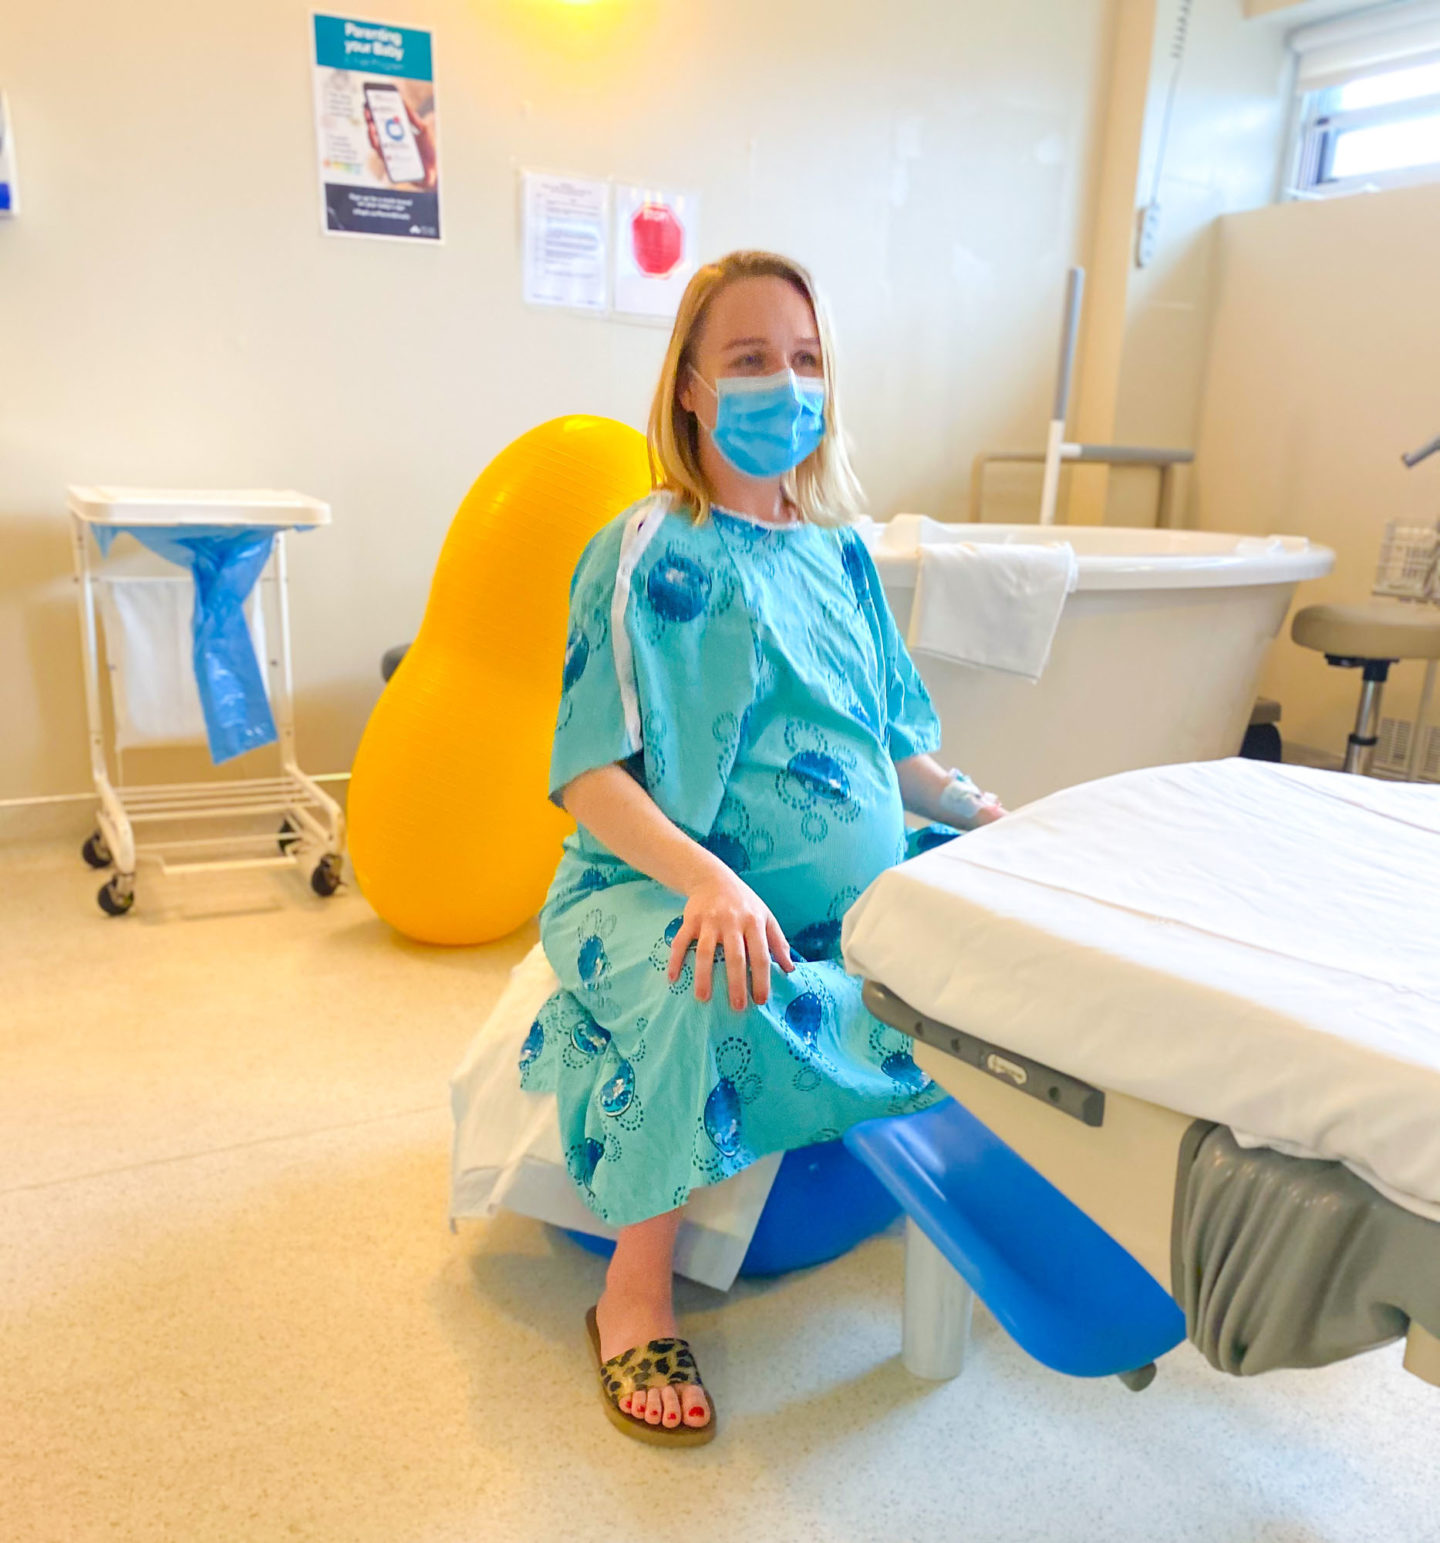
left=862, top=980, right=1106, bottom=1128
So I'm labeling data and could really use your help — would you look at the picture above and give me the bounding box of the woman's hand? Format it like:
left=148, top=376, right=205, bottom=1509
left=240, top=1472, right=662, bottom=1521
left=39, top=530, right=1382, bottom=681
left=895, top=753, right=1008, bottom=829
left=560, top=766, right=795, bottom=1008
left=668, top=863, right=795, bottom=1010
left=363, top=94, right=439, bottom=191
left=969, top=793, right=1008, bottom=826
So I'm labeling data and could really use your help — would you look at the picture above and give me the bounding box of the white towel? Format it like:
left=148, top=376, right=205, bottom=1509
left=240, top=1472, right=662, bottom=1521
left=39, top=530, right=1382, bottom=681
left=906, top=541, right=1078, bottom=682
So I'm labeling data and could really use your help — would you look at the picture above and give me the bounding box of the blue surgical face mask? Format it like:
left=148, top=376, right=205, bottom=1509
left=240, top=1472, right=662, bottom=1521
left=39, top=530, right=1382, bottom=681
left=693, top=368, right=827, bottom=479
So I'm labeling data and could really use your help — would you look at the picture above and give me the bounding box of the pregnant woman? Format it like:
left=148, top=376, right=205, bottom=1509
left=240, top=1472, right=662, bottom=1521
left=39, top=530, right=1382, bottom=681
left=520, top=249, right=1005, bottom=1445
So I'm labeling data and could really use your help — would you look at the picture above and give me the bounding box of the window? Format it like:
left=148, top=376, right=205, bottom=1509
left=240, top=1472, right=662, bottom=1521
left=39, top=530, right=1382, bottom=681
left=1288, top=3, right=1440, bottom=196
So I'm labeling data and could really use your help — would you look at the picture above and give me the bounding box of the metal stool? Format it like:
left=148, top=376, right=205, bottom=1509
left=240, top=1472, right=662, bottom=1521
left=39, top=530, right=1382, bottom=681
left=1291, top=601, right=1440, bottom=774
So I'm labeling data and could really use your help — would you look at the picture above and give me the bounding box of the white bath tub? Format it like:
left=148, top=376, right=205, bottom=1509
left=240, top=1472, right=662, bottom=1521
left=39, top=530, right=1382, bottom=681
left=865, top=516, right=1335, bottom=809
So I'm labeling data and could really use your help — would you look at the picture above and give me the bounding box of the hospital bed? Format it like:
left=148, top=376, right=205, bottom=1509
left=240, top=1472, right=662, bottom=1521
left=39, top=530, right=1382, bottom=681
left=842, top=758, right=1440, bottom=1387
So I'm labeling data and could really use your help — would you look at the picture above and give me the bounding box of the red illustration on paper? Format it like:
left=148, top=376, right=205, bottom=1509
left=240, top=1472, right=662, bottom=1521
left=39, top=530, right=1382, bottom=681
left=630, top=201, right=684, bottom=278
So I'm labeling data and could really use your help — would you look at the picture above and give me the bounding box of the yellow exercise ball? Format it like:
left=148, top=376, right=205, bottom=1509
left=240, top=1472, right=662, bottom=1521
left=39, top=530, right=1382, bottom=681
left=348, top=415, right=652, bottom=944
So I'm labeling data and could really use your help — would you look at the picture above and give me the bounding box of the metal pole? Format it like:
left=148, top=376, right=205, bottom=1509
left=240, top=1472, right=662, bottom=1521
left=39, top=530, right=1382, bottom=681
left=1039, top=267, right=1084, bottom=526
left=1405, top=659, right=1436, bottom=782
left=1345, top=671, right=1386, bottom=775
left=901, top=1217, right=974, bottom=1380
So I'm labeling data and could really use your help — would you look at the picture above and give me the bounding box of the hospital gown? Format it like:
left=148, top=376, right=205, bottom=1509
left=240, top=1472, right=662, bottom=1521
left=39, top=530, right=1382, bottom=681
left=521, top=494, right=955, bottom=1227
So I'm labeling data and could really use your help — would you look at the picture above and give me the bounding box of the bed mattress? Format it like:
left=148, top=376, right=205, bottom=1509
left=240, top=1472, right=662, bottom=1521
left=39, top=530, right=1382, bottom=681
left=842, top=759, right=1440, bottom=1220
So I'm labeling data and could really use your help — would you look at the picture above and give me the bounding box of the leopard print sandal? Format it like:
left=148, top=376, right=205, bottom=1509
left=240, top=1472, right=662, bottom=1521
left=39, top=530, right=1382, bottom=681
left=584, top=1306, right=717, bottom=1447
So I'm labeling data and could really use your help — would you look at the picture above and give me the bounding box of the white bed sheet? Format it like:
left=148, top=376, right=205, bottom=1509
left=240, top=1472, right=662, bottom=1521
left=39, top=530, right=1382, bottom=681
left=843, top=759, right=1440, bottom=1220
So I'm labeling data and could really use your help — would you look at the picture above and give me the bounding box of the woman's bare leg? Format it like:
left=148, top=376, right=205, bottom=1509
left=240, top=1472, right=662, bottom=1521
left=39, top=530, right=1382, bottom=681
left=594, top=1207, right=711, bottom=1429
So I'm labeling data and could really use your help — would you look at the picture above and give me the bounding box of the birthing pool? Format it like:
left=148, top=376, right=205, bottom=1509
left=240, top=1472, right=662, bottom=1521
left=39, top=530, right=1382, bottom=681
left=864, top=517, right=1335, bottom=809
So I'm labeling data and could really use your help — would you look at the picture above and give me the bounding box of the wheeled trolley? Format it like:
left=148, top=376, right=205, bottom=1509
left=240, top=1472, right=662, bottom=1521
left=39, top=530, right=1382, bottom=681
left=68, top=487, right=346, bottom=916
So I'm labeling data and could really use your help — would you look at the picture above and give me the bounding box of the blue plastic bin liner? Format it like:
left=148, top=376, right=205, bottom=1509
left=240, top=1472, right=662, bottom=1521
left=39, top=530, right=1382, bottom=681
left=95, top=524, right=279, bottom=764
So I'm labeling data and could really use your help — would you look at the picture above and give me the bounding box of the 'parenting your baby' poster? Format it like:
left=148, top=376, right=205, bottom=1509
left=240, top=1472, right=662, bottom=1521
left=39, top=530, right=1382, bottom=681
left=312, top=14, right=440, bottom=241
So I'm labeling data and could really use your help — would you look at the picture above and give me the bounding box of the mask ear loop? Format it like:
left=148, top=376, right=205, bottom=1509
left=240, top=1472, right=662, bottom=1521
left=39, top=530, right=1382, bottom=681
left=686, top=364, right=722, bottom=451
left=687, top=363, right=719, bottom=406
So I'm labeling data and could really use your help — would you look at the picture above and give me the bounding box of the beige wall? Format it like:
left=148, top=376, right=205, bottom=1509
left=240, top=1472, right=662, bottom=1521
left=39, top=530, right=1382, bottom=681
left=1193, top=184, right=1440, bottom=755
left=0, top=0, right=1114, bottom=802
left=1111, top=0, right=1293, bottom=517
left=1077, top=0, right=1294, bottom=525
left=1067, top=0, right=1157, bottom=524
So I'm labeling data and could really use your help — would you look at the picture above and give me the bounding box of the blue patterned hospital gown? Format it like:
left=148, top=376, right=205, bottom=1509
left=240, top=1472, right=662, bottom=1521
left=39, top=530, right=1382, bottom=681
left=520, top=494, right=954, bottom=1227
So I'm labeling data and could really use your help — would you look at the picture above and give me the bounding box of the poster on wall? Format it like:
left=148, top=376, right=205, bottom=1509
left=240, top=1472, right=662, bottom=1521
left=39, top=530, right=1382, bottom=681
left=521, top=171, right=609, bottom=311
left=612, top=185, right=699, bottom=321
left=312, top=14, right=440, bottom=241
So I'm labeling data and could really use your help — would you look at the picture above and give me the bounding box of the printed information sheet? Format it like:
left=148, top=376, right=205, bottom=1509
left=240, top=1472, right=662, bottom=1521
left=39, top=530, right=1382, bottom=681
left=521, top=172, right=609, bottom=311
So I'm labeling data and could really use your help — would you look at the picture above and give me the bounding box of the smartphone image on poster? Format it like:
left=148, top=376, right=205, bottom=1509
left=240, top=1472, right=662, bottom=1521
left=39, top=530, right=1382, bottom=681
left=363, top=81, right=425, bottom=185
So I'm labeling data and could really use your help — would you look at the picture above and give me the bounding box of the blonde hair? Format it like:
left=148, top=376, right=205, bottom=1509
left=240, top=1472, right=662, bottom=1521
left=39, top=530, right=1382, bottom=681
left=646, top=250, right=865, bottom=527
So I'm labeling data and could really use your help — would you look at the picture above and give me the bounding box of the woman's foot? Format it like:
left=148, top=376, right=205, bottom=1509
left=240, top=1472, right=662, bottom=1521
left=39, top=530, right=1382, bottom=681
left=594, top=1288, right=711, bottom=1431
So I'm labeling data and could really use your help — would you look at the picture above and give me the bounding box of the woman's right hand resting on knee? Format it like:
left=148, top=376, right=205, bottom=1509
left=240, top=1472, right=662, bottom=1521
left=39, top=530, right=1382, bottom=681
left=562, top=764, right=795, bottom=1010
left=666, top=864, right=795, bottom=1011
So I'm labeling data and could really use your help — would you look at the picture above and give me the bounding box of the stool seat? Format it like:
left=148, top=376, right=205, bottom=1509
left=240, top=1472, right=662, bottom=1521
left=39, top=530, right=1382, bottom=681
left=1292, top=601, right=1440, bottom=662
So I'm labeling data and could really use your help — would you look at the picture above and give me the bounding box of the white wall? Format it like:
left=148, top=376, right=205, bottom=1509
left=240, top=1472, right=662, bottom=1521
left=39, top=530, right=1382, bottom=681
left=1194, top=184, right=1440, bottom=756
left=0, top=0, right=1112, bottom=801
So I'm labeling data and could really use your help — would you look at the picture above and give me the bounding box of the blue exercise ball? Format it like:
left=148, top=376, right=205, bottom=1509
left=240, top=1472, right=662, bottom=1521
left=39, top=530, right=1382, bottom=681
left=562, top=1136, right=901, bottom=1276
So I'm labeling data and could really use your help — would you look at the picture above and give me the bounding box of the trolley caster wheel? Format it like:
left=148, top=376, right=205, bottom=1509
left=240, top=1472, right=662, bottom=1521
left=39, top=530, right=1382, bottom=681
left=310, top=855, right=343, bottom=897
left=82, top=831, right=112, bottom=869
left=278, top=818, right=300, bottom=855
left=97, top=876, right=135, bottom=917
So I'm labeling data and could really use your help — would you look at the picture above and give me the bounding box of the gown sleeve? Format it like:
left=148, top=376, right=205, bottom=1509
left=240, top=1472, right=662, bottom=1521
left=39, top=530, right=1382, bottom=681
left=547, top=517, right=638, bottom=805
left=548, top=502, right=759, bottom=843
left=839, top=529, right=942, bottom=761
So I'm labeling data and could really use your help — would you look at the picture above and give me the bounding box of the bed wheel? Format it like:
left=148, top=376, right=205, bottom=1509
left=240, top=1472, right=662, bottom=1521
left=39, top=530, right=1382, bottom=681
left=1116, top=1362, right=1157, bottom=1392
left=278, top=818, right=300, bottom=855
left=97, top=875, right=135, bottom=916
left=310, top=855, right=342, bottom=897
left=82, top=831, right=112, bottom=869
